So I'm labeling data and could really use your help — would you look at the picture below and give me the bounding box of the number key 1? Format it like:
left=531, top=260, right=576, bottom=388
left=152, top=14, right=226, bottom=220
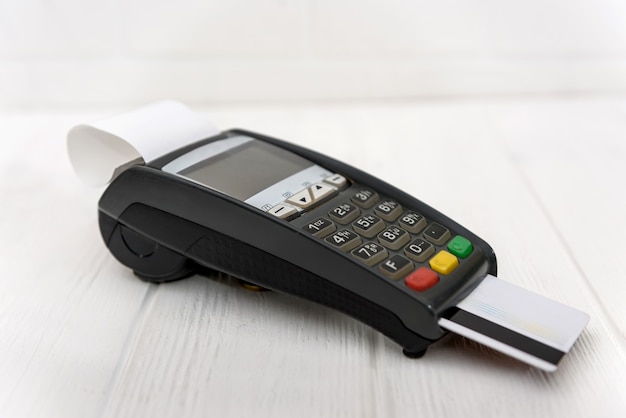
left=301, top=217, right=336, bottom=238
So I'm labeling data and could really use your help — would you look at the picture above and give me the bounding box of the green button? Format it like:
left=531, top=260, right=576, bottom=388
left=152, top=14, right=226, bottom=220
left=447, top=235, right=473, bottom=259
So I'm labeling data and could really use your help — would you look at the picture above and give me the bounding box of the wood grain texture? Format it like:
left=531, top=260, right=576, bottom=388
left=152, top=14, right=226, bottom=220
left=1, top=99, right=625, bottom=418
left=0, top=114, right=152, bottom=418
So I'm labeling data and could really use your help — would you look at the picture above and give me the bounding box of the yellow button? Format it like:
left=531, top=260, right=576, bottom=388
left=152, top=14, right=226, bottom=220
left=429, top=251, right=459, bottom=275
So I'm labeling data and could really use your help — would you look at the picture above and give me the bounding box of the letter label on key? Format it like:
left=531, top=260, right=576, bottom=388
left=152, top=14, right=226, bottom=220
left=384, top=260, right=398, bottom=271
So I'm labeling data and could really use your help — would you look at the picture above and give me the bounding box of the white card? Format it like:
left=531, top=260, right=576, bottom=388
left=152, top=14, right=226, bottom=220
left=439, top=275, right=589, bottom=372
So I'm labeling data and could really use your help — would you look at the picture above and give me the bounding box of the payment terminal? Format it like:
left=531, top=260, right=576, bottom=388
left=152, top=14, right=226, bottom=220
left=67, top=102, right=589, bottom=372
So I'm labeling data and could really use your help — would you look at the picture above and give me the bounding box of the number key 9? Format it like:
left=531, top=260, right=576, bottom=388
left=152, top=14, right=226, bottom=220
left=399, top=211, right=427, bottom=233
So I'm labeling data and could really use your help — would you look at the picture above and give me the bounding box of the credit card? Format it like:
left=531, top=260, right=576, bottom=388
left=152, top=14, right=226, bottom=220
left=438, top=275, right=589, bottom=372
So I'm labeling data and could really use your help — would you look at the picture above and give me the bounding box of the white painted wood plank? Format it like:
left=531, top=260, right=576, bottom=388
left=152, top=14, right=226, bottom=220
left=491, top=98, right=626, bottom=338
left=355, top=101, right=626, bottom=417
left=0, top=114, right=152, bottom=418
left=2, top=102, right=625, bottom=418
left=101, top=102, right=626, bottom=417
left=102, top=275, right=379, bottom=418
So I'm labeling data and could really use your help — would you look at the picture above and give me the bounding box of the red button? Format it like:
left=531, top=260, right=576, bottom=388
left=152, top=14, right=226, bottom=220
left=405, top=267, right=439, bottom=291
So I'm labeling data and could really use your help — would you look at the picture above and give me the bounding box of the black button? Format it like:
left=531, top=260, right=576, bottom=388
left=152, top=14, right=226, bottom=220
left=351, top=242, right=388, bottom=266
left=423, top=223, right=451, bottom=245
left=379, top=255, right=414, bottom=280
left=398, top=211, right=427, bottom=233
left=325, top=229, right=362, bottom=252
left=301, top=217, right=336, bottom=238
left=404, top=238, right=435, bottom=262
left=329, top=202, right=360, bottom=225
left=374, top=200, right=402, bottom=221
left=377, top=226, right=410, bottom=250
left=352, top=215, right=385, bottom=238
left=350, top=189, right=379, bottom=208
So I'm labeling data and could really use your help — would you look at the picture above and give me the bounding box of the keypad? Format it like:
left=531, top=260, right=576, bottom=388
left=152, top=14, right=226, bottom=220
left=295, top=180, right=475, bottom=293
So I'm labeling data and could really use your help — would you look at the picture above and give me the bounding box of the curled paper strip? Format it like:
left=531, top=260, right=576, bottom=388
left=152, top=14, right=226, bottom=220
left=67, top=101, right=219, bottom=186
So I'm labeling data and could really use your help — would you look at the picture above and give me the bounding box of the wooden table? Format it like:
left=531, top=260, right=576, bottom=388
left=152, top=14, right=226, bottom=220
left=1, top=97, right=625, bottom=417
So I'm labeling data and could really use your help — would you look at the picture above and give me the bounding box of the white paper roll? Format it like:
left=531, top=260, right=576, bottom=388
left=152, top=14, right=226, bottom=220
left=67, top=101, right=219, bottom=186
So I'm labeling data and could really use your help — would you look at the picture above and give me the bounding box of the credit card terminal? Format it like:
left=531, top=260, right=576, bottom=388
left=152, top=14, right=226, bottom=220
left=98, top=129, right=495, bottom=357
left=68, top=102, right=588, bottom=371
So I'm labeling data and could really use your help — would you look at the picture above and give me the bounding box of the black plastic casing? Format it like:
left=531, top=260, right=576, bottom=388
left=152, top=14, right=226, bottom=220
left=98, top=129, right=497, bottom=357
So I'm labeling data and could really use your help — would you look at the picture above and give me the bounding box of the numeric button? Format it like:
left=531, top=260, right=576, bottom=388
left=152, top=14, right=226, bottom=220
left=325, top=229, right=362, bottom=252
left=329, top=203, right=360, bottom=225
left=423, top=223, right=451, bottom=245
left=374, top=200, right=402, bottom=222
left=377, top=226, right=410, bottom=250
left=350, top=189, right=379, bottom=209
left=404, top=239, right=435, bottom=262
left=352, top=242, right=388, bottom=266
left=398, top=211, right=427, bottom=234
left=301, top=217, right=336, bottom=238
left=352, top=215, right=385, bottom=238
